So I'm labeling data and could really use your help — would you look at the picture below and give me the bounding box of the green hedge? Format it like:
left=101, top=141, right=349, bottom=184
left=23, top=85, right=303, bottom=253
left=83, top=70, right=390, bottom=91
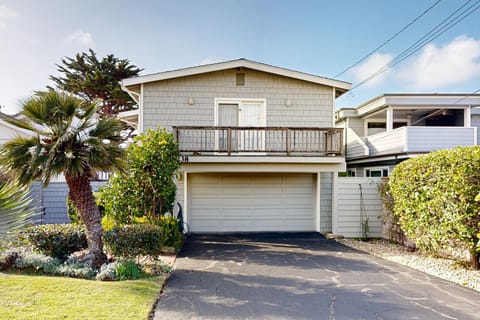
left=103, top=224, right=163, bottom=258
left=389, top=146, right=480, bottom=268
left=21, top=224, right=87, bottom=260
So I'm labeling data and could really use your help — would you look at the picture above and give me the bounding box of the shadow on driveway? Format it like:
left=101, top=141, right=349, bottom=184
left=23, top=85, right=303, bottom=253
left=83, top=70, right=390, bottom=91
left=154, top=233, right=480, bottom=320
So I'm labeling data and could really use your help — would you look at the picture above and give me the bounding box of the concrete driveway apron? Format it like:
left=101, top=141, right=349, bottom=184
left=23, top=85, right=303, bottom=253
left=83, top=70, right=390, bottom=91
left=154, top=234, right=480, bottom=320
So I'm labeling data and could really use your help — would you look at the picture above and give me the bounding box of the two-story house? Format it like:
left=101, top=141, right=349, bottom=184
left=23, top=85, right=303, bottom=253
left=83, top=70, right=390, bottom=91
left=120, top=59, right=351, bottom=233
left=336, top=93, right=480, bottom=177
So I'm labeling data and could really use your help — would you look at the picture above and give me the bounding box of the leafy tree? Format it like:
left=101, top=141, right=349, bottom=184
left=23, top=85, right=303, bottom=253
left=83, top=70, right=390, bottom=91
left=0, top=179, right=37, bottom=249
left=50, top=49, right=142, bottom=117
left=389, top=146, right=480, bottom=269
left=99, top=127, right=180, bottom=225
left=0, top=90, right=125, bottom=267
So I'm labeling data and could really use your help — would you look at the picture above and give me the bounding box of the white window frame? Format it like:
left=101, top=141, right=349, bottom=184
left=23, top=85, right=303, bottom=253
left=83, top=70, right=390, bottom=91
left=213, top=98, right=267, bottom=154
left=364, top=167, right=389, bottom=177
left=214, top=98, right=267, bottom=127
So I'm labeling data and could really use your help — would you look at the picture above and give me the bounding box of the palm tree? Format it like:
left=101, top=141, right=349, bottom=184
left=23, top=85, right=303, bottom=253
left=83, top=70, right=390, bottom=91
left=0, top=90, right=124, bottom=267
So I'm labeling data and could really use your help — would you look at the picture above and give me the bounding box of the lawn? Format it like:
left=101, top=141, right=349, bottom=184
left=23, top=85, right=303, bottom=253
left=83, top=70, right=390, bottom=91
left=0, top=272, right=164, bottom=320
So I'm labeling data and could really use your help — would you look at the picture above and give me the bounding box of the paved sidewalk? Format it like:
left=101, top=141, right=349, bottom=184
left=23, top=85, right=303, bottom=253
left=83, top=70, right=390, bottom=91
left=154, top=234, right=480, bottom=320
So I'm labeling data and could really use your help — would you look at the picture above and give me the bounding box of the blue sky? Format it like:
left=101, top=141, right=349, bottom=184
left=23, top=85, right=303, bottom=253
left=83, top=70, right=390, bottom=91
left=1, top=0, right=480, bottom=114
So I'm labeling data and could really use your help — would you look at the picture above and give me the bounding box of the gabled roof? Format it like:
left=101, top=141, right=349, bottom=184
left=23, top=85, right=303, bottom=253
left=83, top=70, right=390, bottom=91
left=121, top=58, right=351, bottom=97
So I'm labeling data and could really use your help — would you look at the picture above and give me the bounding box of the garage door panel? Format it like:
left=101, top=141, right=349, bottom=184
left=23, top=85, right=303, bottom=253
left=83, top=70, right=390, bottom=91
left=222, top=209, right=253, bottom=218
left=223, top=219, right=254, bottom=228
left=285, top=207, right=312, bottom=215
left=253, top=219, right=284, bottom=227
left=190, top=209, right=221, bottom=218
left=254, top=197, right=283, bottom=207
left=189, top=173, right=315, bottom=232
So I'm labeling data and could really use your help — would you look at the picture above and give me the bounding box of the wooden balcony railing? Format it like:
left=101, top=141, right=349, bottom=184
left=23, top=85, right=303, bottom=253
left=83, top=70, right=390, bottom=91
left=173, top=126, right=343, bottom=156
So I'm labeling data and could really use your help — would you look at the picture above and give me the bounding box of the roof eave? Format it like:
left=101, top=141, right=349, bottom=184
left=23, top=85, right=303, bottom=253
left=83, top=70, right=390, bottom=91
left=121, top=59, right=351, bottom=92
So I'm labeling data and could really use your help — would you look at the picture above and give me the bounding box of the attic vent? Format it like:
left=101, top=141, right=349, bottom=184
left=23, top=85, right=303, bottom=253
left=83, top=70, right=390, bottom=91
left=236, top=73, right=245, bottom=86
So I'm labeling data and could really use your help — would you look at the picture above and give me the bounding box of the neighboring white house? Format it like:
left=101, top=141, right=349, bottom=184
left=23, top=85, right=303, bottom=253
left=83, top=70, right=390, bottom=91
left=335, top=93, right=480, bottom=177
left=0, top=112, right=31, bottom=144
left=121, top=58, right=352, bottom=233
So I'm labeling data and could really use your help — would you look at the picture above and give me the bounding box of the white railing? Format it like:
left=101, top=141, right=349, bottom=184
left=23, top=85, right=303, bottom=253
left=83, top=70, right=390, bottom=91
left=363, top=126, right=476, bottom=157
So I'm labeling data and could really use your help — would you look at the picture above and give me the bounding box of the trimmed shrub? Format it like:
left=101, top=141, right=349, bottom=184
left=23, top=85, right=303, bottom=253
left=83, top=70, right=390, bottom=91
left=21, top=224, right=87, bottom=260
left=1, top=250, right=95, bottom=279
left=96, top=262, right=118, bottom=281
left=57, top=256, right=96, bottom=279
left=389, top=146, right=480, bottom=269
left=378, top=178, right=413, bottom=246
left=0, top=249, right=22, bottom=270
left=160, top=216, right=183, bottom=250
left=14, top=252, right=61, bottom=274
left=103, top=224, right=163, bottom=258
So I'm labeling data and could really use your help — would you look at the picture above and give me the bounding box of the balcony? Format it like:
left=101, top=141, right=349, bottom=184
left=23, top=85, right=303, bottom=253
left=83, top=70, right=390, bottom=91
left=173, top=126, right=343, bottom=157
left=357, top=126, right=477, bottom=158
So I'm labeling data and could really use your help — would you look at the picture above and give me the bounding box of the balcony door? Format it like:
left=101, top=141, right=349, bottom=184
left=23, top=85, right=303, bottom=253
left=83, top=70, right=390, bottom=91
left=216, top=99, right=266, bottom=153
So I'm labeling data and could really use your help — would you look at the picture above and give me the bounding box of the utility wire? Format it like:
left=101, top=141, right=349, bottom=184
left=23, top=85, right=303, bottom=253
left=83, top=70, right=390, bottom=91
left=452, top=87, right=480, bottom=104
left=334, top=0, right=442, bottom=78
left=350, top=0, right=480, bottom=91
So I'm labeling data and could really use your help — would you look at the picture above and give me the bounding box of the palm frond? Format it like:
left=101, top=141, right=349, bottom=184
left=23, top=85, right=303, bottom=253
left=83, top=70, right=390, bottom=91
left=0, top=181, right=38, bottom=248
left=2, top=90, right=125, bottom=183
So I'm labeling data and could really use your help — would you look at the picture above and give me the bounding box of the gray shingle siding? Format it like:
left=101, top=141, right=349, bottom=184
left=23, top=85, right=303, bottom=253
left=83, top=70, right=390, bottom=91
left=142, top=68, right=334, bottom=131
left=29, top=181, right=107, bottom=224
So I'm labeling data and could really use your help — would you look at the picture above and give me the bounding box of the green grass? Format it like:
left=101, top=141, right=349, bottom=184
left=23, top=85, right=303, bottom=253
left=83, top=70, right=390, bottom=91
left=0, top=272, right=164, bottom=319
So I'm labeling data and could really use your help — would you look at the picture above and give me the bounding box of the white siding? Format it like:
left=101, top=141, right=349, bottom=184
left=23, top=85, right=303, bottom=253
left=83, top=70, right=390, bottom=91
left=142, top=68, right=335, bottom=131
left=347, top=117, right=364, bottom=137
left=405, top=127, right=476, bottom=152
left=473, top=114, right=480, bottom=145
left=335, top=177, right=382, bottom=238
left=319, top=172, right=332, bottom=233
left=364, top=126, right=476, bottom=157
left=188, top=173, right=315, bottom=233
left=345, top=128, right=369, bottom=159
left=366, top=127, right=406, bottom=156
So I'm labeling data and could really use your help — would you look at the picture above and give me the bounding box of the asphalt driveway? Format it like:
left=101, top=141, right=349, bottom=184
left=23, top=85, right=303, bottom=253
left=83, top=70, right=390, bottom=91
left=154, top=233, right=480, bottom=320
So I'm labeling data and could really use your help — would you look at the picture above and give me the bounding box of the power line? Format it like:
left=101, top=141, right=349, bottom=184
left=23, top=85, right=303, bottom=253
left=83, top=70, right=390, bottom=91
left=452, top=88, right=480, bottom=104
left=350, top=0, right=480, bottom=91
left=334, top=0, right=442, bottom=78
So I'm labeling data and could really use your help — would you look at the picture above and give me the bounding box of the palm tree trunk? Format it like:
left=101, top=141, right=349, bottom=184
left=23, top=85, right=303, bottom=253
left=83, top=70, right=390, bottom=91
left=65, top=174, right=107, bottom=268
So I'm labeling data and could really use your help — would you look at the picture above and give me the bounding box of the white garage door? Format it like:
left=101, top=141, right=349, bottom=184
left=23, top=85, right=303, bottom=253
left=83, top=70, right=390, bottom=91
left=188, top=173, right=315, bottom=232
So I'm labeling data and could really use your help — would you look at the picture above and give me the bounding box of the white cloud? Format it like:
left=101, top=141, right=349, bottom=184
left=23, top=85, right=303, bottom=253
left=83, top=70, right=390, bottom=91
left=0, top=4, right=17, bottom=31
left=398, top=36, right=480, bottom=90
left=65, top=30, right=94, bottom=46
left=350, top=53, right=393, bottom=87
left=0, top=5, right=16, bottom=19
